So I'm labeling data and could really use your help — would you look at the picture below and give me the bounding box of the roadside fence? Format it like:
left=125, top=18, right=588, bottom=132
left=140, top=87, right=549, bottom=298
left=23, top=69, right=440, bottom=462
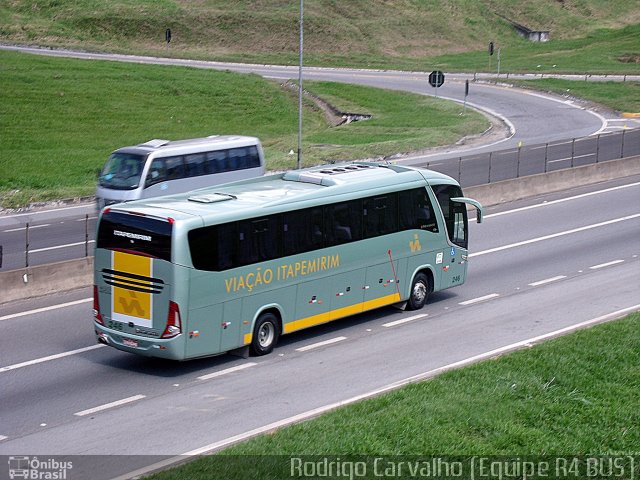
left=424, top=128, right=640, bottom=187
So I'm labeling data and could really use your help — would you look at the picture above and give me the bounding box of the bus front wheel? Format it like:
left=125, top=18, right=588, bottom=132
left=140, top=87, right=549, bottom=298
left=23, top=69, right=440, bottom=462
left=250, top=312, right=280, bottom=356
left=407, top=272, right=429, bottom=310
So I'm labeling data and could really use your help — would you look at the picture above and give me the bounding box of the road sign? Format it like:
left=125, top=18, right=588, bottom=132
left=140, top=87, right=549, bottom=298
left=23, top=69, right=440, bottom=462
left=428, top=70, right=445, bottom=88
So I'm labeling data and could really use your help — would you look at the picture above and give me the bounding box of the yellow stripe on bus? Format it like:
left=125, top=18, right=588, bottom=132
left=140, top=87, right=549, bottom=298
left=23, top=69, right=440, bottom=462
left=284, top=293, right=401, bottom=334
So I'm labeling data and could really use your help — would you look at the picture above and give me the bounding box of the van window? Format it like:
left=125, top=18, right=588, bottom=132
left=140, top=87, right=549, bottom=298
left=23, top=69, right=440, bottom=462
left=164, top=156, right=185, bottom=180
left=184, top=153, right=207, bottom=177
left=145, top=157, right=167, bottom=187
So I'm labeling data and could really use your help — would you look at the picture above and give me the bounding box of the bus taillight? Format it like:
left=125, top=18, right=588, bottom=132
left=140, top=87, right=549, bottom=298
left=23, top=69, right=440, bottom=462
left=93, top=285, right=104, bottom=325
left=162, top=301, right=182, bottom=339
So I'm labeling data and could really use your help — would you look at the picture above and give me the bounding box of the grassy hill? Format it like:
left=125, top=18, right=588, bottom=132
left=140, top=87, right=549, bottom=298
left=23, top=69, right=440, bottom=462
left=0, top=49, right=489, bottom=207
left=1, top=0, right=639, bottom=72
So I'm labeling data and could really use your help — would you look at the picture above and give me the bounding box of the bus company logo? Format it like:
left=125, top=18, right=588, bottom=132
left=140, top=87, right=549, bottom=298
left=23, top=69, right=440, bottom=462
left=7, top=456, right=73, bottom=479
left=117, top=291, right=147, bottom=317
left=409, top=234, right=422, bottom=252
left=113, top=230, right=152, bottom=242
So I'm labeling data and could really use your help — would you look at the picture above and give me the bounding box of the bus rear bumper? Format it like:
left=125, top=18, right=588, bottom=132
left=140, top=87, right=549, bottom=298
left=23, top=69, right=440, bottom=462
left=95, top=326, right=183, bottom=360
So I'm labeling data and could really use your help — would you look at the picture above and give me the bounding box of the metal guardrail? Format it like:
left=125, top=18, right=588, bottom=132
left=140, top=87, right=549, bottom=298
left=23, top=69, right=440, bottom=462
left=1, top=128, right=639, bottom=270
left=423, top=128, right=640, bottom=188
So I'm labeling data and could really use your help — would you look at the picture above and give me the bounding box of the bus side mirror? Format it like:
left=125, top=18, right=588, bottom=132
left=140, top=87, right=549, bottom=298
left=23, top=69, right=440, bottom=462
left=451, top=197, right=483, bottom=224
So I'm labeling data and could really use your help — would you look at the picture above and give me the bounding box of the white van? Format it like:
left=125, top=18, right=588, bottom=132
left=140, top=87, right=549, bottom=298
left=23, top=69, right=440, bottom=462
left=96, top=135, right=265, bottom=210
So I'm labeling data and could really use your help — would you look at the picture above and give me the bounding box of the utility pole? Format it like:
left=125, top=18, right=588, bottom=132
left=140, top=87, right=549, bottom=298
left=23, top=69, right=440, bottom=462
left=297, top=0, right=304, bottom=170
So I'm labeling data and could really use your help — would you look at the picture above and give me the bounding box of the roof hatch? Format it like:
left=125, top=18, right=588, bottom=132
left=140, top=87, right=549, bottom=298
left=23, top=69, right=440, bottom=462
left=139, top=139, right=171, bottom=148
left=188, top=193, right=237, bottom=204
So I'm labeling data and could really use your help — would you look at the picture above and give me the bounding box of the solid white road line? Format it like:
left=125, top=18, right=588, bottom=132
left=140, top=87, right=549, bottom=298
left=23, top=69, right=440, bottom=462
left=0, top=345, right=105, bottom=373
left=30, top=240, right=94, bottom=253
left=74, top=395, right=146, bottom=417
left=458, top=294, right=500, bottom=306
left=197, top=363, right=257, bottom=381
left=3, top=224, right=50, bottom=233
left=0, top=298, right=92, bottom=322
left=382, top=314, right=428, bottom=328
left=528, top=275, right=567, bottom=287
left=471, top=214, right=640, bottom=257
left=548, top=153, right=595, bottom=164
left=590, top=260, right=624, bottom=270
left=483, top=182, right=640, bottom=219
left=295, top=336, right=347, bottom=352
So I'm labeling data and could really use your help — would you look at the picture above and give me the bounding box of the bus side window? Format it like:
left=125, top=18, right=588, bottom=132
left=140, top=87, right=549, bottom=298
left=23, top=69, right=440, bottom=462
left=165, top=156, right=185, bottom=180
left=325, top=200, right=361, bottom=246
left=399, top=188, right=438, bottom=233
left=283, top=207, right=323, bottom=256
left=145, top=158, right=166, bottom=188
left=216, top=223, right=236, bottom=270
left=364, top=194, right=397, bottom=238
left=253, top=217, right=279, bottom=261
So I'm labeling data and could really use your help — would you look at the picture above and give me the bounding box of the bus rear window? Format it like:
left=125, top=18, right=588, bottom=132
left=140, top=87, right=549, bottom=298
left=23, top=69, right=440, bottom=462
left=97, top=211, right=173, bottom=261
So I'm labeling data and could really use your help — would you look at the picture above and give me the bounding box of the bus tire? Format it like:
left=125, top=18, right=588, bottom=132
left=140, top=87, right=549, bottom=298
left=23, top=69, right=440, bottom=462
left=250, top=312, right=280, bottom=356
left=407, top=272, right=429, bottom=311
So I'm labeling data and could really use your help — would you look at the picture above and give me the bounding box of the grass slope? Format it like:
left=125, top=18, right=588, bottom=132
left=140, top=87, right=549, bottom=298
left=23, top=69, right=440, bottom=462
left=1, top=1, right=639, bottom=72
left=0, top=49, right=488, bottom=207
left=513, top=78, right=640, bottom=113
left=150, top=314, right=640, bottom=479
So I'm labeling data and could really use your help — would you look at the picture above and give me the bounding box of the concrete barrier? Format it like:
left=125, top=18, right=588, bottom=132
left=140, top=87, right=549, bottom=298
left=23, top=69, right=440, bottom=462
left=465, top=155, right=640, bottom=207
left=0, top=257, right=93, bottom=304
left=1, top=155, right=638, bottom=305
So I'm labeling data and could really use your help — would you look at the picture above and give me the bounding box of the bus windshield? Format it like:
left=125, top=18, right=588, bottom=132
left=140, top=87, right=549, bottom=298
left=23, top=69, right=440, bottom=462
left=99, top=153, right=147, bottom=190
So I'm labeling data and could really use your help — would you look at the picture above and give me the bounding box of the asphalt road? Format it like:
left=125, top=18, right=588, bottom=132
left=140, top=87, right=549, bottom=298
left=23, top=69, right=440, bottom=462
left=1, top=177, right=638, bottom=479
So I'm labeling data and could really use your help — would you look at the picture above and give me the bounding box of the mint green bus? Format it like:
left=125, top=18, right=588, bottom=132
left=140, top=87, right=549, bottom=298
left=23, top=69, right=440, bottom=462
left=93, top=162, right=482, bottom=360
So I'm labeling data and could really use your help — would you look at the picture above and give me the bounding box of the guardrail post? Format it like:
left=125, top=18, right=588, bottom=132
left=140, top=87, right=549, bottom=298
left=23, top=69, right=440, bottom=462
left=25, top=222, right=29, bottom=268
left=488, top=152, right=492, bottom=183
left=458, top=157, right=462, bottom=182
left=516, top=145, right=522, bottom=178
left=571, top=138, right=575, bottom=168
left=85, top=214, right=89, bottom=257
left=596, top=134, right=600, bottom=163
left=544, top=143, right=549, bottom=173
left=620, top=129, right=626, bottom=158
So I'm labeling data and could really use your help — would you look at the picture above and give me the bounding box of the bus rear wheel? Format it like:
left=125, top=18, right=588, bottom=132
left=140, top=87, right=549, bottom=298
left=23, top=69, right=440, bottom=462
left=407, top=272, right=430, bottom=310
left=250, top=312, right=280, bottom=356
